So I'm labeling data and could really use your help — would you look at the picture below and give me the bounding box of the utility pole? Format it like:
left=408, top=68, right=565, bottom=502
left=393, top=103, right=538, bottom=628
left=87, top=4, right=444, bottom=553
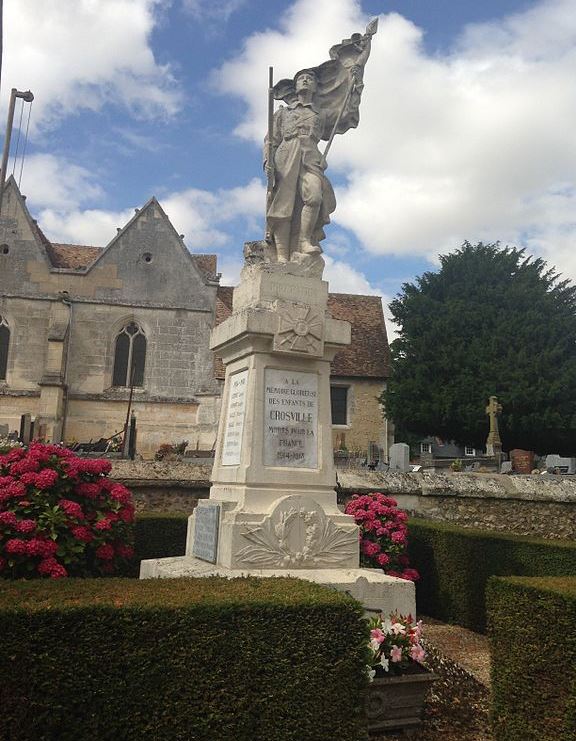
left=0, top=87, right=34, bottom=216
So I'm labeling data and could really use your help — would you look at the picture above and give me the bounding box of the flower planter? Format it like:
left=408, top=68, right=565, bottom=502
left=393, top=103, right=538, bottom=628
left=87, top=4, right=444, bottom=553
left=367, top=665, right=436, bottom=735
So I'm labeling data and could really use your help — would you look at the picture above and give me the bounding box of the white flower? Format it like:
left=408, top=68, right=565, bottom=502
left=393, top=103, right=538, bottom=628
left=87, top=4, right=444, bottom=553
left=370, top=638, right=381, bottom=651
left=379, top=655, right=390, bottom=672
left=367, top=666, right=376, bottom=682
left=380, top=618, right=393, bottom=634
left=391, top=622, right=406, bottom=636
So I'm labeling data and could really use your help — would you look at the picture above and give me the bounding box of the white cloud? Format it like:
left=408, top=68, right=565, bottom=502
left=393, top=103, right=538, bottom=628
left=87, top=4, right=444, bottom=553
left=34, top=172, right=266, bottom=252
left=3, top=0, right=181, bottom=129
left=161, top=178, right=266, bottom=248
left=322, top=253, right=396, bottom=340
left=39, top=207, right=135, bottom=247
left=212, top=0, right=576, bottom=285
left=19, top=154, right=104, bottom=211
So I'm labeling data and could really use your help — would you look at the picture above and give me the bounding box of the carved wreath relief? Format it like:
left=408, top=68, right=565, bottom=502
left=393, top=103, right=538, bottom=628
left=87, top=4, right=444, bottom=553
left=273, top=302, right=324, bottom=356
left=236, top=496, right=357, bottom=568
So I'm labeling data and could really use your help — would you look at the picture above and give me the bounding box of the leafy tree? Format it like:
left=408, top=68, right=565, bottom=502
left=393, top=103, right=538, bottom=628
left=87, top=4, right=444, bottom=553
left=382, top=242, right=576, bottom=454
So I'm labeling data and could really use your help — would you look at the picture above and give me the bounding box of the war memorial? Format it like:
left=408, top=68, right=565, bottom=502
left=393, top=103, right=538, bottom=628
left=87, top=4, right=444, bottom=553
left=141, top=20, right=415, bottom=618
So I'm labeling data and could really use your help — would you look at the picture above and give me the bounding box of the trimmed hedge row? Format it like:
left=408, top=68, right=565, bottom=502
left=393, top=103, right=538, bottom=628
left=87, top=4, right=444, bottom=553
left=407, top=518, right=576, bottom=632
left=488, top=576, right=576, bottom=740
left=129, top=512, right=188, bottom=575
left=0, top=576, right=369, bottom=741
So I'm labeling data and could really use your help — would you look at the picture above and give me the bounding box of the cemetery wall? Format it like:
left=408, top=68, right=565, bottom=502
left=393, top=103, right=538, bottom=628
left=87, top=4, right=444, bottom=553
left=338, top=470, right=576, bottom=540
left=111, top=463, right=576, bottom=539
left=111, top=460, right=211, bottom=512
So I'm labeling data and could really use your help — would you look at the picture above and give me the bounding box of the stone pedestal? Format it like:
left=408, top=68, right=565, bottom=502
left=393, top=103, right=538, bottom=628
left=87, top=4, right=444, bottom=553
left=141, top=263, right=415, bottom=617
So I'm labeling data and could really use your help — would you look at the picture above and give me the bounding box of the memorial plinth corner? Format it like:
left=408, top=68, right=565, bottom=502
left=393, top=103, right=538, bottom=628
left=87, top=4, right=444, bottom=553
left=141, top=263, right=415, bottom=617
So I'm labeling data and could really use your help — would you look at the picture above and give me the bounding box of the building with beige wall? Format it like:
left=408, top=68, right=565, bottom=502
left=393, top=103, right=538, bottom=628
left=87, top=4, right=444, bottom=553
left=0, top=177, right=393, bottom=459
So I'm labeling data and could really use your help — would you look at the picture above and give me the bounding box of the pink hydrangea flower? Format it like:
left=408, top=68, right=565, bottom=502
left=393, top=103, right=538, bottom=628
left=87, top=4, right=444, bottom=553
left=16, top=519, right=36, bottom=533
left=58, top=499, right=84, bottom=519
left=96, top=543, right=115, bottom=560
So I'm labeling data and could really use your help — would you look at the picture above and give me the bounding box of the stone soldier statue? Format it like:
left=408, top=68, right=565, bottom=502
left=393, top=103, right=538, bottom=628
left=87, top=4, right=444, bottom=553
left=264, top=19, right=378, bottom=264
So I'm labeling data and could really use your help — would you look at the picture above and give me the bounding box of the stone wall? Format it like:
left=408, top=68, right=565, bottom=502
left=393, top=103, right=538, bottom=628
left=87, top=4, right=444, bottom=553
left=111, top=462, right=576, bottom=540
left=110, top=460, right=211, bottom=513
left=338, top=470, right=576, bottom=540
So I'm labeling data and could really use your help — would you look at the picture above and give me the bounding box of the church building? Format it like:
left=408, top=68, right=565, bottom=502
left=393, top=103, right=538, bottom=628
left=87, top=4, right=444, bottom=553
left=0, top=177, right=393, bottom=459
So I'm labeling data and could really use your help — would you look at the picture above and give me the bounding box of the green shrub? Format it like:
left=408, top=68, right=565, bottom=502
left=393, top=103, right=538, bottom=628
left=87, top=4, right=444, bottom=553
left=408, top=518, right=576, bottom=632
left=488, top=576, right=576, bottom=740
left=0, top=576, right=369, bottom=741
left=133, top=511, right=188, bottom=568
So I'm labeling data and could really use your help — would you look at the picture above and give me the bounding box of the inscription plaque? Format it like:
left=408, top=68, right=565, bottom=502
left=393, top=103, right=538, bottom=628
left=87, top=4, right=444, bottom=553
left=221, top=369, right=249, bottom=465
left=264, top=369, right=318, bottom=468
left=192, top=504, right=221, bottom=563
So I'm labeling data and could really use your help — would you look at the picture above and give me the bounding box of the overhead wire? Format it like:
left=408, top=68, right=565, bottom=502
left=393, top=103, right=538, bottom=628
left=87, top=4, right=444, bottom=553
left=18, top=99, right=32, bottom=188
left=11, top=96, right=24, bottom=175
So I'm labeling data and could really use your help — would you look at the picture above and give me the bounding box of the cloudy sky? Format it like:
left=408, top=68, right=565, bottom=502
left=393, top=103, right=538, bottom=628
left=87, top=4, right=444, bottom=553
left=4, top=0, right=576, bottom=332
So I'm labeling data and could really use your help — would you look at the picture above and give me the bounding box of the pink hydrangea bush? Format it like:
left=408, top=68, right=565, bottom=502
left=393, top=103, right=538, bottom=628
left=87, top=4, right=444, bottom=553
left=366, top=612, right=425, bottom=679
left=344, top=492, right=419, bottom=581
left=0, top=442, right=135, bottom=579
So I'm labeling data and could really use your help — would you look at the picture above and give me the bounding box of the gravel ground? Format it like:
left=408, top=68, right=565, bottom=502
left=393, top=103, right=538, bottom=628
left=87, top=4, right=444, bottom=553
left=371, top=619, right=492, bottom=740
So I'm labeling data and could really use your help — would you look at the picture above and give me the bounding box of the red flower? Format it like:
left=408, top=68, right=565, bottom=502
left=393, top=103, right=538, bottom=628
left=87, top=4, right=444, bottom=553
left=33, top=469, right=59, bottom=490
left=0, top=511, right=17, bottom=527
left=109, top=484, right=131, bottom=504
left=58, top=499, right=84, bottom=519
left=94, top=518, right=112, bottom=531
left=15, top=519, right=36, bottom=534
left=75, top=482, right=102, bottom=499
left=70, top=526, right=93, bottom=543
left=9, top=458, right=40, bottom=475
left=96, top=543, right=114, bottom=560
left=25, top=538, right=58, bottom=558
left=115, top=543, right=134, bottom=559
left=5, top=538, right=28, bottom=555
left=118, top=506, right=134, bottom=524
left=37, top=558, right=67, bottom=579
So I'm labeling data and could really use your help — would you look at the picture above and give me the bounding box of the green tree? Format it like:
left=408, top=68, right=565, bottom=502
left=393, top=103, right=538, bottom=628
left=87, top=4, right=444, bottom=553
left=382, top=242, right=576, bottom=454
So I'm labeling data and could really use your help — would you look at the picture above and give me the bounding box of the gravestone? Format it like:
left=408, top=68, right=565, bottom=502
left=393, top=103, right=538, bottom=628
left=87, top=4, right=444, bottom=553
left=140, top=20, right=415, bottom=618
left=545, top=454, right=576, bottom=474
left=510, top=448, right=535, bottom=474
left=19, top=413, right=32, bottom=444
left=389, top=443, right=410, bottom=472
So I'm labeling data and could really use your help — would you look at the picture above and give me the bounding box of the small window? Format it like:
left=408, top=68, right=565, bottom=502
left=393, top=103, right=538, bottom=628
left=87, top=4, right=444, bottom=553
left=420, top=442, right=432, bottom=454
left=0, top=315, right=9, bottom=380
left=330, top=386, right=348, bottom=426
left=465, top=446, right=476, bottom=457
left=112, top=322, right=146, bottom=387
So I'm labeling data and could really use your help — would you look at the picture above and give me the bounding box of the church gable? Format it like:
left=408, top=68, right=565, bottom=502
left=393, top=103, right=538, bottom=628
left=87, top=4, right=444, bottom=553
left=0, top=177, right=54, bottom=296
left=89, top=199, right=216, bottom=311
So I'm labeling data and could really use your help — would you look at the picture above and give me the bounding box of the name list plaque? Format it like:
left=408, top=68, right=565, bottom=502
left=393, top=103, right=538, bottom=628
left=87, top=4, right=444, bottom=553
left=264, top=369, right=318, bottom=468
left=192, top=503, right=220, bottom=563
left=221, top=369, right=249, bottom=466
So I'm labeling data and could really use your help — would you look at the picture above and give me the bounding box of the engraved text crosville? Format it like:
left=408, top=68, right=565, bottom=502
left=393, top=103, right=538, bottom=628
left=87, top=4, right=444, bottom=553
left=140, top=19, right=416, bottom=619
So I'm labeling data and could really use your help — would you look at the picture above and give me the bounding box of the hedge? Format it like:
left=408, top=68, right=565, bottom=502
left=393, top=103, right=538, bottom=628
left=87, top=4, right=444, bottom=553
left=407, top=518, right=576, bottom=632
left=487, top=576, right=576, bottom=740
left=130, top=512, right=188, bottom=575
left=0, top=576, right=369, bottom=741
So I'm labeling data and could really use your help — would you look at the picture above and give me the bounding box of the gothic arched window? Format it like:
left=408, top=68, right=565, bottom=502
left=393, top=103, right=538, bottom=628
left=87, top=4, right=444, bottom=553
left=0, top=315, right=9, bottom=381
left=112, top=322, right=146, bottom=387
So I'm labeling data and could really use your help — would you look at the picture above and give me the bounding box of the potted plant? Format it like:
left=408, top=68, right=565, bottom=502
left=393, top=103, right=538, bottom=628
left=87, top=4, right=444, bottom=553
left=365, top=612, right=435, bottom=734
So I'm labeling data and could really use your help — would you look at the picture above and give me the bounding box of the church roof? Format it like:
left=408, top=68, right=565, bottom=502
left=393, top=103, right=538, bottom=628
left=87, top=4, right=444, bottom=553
left=43, top=241, right=218, bottom=279
left=214, top=286, right=390, bottom=380
left=47, top=243, right=103, bottom=270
